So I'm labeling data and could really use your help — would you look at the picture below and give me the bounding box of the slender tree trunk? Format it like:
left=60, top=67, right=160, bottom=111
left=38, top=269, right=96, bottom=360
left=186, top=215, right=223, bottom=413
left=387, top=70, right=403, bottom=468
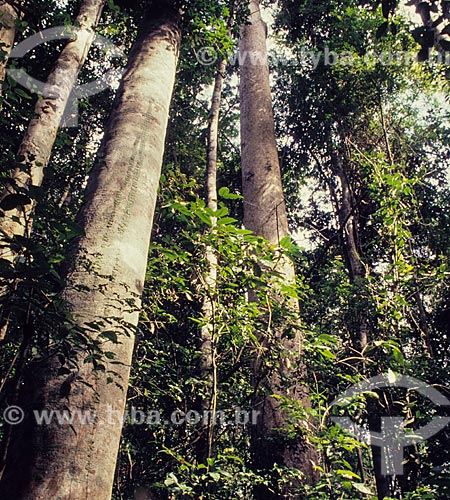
left=0, top=3, right=181, bottom=499
left=197, top=58, right=227, bottom=462
left=0, top=0, right=18, bottom=96
left=371, top=444, right=392, bottom=500
left=328, top=140, right=392, bottom=500
left=0, top=0, right=105, bottom=342
left=0, top=0, right=105, bottom=263
left=414, top=288, right=434, bottom=357
left=329, top=147, right=368, bottom=350
left=239, top=1, right=317, bottom=496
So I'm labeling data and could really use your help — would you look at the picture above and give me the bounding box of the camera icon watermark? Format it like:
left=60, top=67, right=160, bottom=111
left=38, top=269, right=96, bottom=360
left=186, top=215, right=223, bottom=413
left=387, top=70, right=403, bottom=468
left=331, top=373, right=450, bottom=476
left=7, top=26, right=126, bottom=127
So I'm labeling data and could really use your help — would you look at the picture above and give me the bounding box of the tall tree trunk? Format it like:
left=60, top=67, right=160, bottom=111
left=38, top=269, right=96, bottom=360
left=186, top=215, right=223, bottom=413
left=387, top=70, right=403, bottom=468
left=240, top=1, right=289, bottom=247
left=0, top=0, right=18, bottom=96
left=239, top=1, right=316, bottom=496
left=0, top=0, right=105, bottom=341
left=0, top=0, right=105, bottom=263
left=0, top=3, right=181, bottom=499
left=197, top=57, right=227, bottom=463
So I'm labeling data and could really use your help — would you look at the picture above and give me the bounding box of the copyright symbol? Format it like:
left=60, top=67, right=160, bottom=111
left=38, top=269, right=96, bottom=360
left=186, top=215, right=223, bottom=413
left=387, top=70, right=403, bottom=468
left=3, top=406, right=25, bottom=425
left=196, top=47, right=218, bottom=66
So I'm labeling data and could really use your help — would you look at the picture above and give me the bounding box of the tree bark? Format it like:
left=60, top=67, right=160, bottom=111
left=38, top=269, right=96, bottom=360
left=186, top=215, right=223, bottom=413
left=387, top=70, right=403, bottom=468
left=239, top=1, right=317, bottom=496
left=197, top=57, right=227, bottom=462
left=240, top=1, right=289, bottom=247
left=0, top=0, right=105, bottom=263
left=0, top=0, right=18, bottom=97
left=0, top=3, right=181, bottom=499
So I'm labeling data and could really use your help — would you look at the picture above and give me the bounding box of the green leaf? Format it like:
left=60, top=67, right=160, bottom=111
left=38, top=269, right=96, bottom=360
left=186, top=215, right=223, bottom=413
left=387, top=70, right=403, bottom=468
left=352, top=483, right=375, bottom=495
left=218, top=187, right=242, bottom=199
left=317, top=347, right=336, bottom=360
left=336, top=469, right=361, bottom=479
left=217, top=217, right=237, bottom=225
left=85, top=321, right=102, bottom=330
left=164, top=473, right=179, bottom=487
left=101, top=331, right=119, bottom=343
left=212, top=206, right=228, bottom=217
left=196, top=211, right=212, bottom=226
left=15, top=88, right=32, bottom=99
left=107, top=0, right=121, bottom=13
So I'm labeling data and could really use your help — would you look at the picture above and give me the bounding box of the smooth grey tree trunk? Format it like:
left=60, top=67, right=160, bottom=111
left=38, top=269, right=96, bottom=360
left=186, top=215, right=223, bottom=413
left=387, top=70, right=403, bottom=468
left=0, top=0, right=105, bottom=263
left=0, top=3, right=181, bottom=499
left=0, top=0, right=17, bottom=97
left=239, top=1, right=317, bottom=497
